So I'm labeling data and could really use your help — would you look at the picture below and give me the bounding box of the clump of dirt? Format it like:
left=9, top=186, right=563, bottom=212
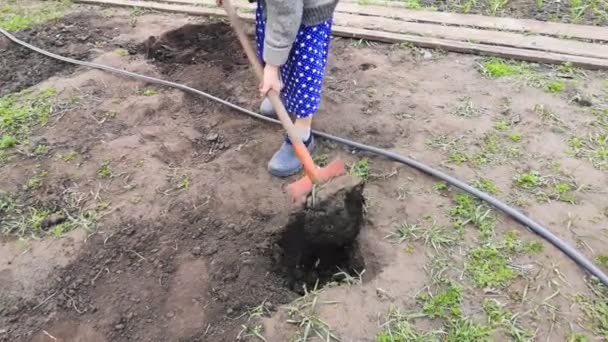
left=275, top=176, right=367, bottom=292
left=0, top=13, right=116, bottom=97
left=142, top=22, right=247, bottom=74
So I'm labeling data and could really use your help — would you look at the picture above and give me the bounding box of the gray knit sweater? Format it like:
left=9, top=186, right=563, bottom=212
left=258, top=0, right=338, bottom=66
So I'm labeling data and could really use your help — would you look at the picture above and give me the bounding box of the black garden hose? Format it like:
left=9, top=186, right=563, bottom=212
left=2, top=27, right=607, bottom=286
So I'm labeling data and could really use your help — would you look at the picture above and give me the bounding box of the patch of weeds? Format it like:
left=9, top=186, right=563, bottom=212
left=313, top=153, right=329, bottom=167
left=350, top=158, right=370, bottom=181
left=494, top=121, right=510, bottom=130
left=419, top=283, right=462, bottom=319
left=567, top=333, right=590, bottom=342
left=445, top=317, right=492, bottom=341
left=115, top=49, right=129, bottom=57
left=479, top=58, right=521, bottom=78
left=487, top=0, right=508, bottom=15
left=483, top=299, right=533, bottom=341
left=508, top=133, right=522, bottom=142
left=142, top=88, right=158, bottom=96
left=351, top=38, right=376, bottom=49
left=450, top=193, right=476, bottom=220
left=0, top=87, right=57, bottom=152
left=466, top=244, right=515, bottom=288
left=449, top=150, right=469, bottom=164
left=513, top=171, right=545, bottom=190
left=389, top=222, right=422, bottom=244
left=237, top=301, right=271, bottom=341
left=58, top=151, right=78, bottom=162
left=473, top=178, right=500, bottom=195
left=501, top=230, right=544, bottom=254
left=575, top=293, right=608, bottom=338
left=421, top=221, right=458, bottom=251
left=96, top=202, right=111, bottom=210
left=402, top=0, right=422, bottom=9
left=452, top=97, right=481, bottom=117
left=568, top=132, right=608, bottom=170
left=546, top=80, right=566, bottom=93
left=552, top=181, right=577, bottom=204
left=536, top=0, right=544, bottom=9
left=331, top=268, right=365, bottom=287
left=376, top=307, right=441, bottom=342
left=596, top=255, right=608, bottom=268
left=98, top=161, right=113, bottom=179
left=389, top=220, right=456, bottom=251
left=0, top=135, right=18, bottom=149
left=177, top=175, right=191, bottom=190
left=0, top=0, right=71, bottom=31
left=434, top=181, right=449, bottom=191
left=23, top=168, right=48, bottom=190
left=34, top=144, right=48, bottom=156
left=287, top=283, right=340, bottom=341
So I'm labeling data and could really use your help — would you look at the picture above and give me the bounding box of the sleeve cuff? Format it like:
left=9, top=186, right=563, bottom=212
left=263, top=42, right=291, bottom=66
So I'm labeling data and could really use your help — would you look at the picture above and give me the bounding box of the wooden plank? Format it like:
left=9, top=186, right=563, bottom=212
left=140, top=0, right=608, bottom=60
left=74, top=0, right=608, bottom=69
left=150, top=0, right=608, bottom=42
left=332, top=26, right=608, bottom=69
left=333, top=13, right=608, bottom=60
left=336, top=3, right=608, bottom=42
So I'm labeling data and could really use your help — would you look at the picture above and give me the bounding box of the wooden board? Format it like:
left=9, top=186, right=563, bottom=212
left=334, top=12, right=608, bottom=60
left=150, top=0, right=608, bottom=42
left=74, top=0, right=608, bottom=69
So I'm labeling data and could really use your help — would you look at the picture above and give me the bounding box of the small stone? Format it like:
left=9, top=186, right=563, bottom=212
left=206, top=133, right=219, bottom=142
left=191, top=246, right=201, bottom=257
left=203, top=245, right=218, bottom=256
left=423, top=50, right=433, bottom=60
left=114, top=324, right=125, bottom=331
left=227, top=308, right=234, bottom=315
left=166, top=311, right=175, bottom=318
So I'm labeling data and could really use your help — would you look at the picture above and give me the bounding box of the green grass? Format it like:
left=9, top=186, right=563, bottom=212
left=546, top=80, right=566, bottom=93
left=466, top=244, right=515, bottom=288
left=487, top=0, right=508, bottom=15
left=34, top=144, right=48, bottom=156
left=434, top=181, right=449, bottom=191
left=390, top=223, right=422, bottom=244
left=389, top=220, right=456, bottom=251
left=494, top=121, right=510, bottom=130
left=452, top=97, right=480, bottom=117
left=567, top=333, right=590, bottom=342
left=568, top=132, right=608, bottom=170
left=480, top=58, right=522, bottom=78
left=376, top=308, right=440, bottom=342
left=445, top=318, right=492, bottom=342
left=508, top=133, right=522, bottom=142
left=0, top=87, right=57, bottom=155
left=350, top=158, right=370, bottom=181
left=419, top=284, right=463, bottom=319
left=177, top=175, right=191, bottom=190
left=23, top=168, right=48, bottom=190
left=142, top=88, right=158, bottom=96
left=473, top=178, right=500, bottom=195
left=483, top=299, right=533, bottom=341
left=0, top=0, right=71, bottom=32
left=98, top=161, right=113, bottom=179
left=0, top=135, right=18, bottom=149
left=115, top=48, right=129, bottom=57
left=597, top=255, right=608, bottom=267
left=513, top=171, right=544, bottom=189
left=58, top=151, right=78, bottom=162
left=576, top=293, right=608, bottom=339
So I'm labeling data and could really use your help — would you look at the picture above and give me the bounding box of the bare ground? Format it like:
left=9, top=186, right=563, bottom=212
left=1, top=4, right=607, bottom=342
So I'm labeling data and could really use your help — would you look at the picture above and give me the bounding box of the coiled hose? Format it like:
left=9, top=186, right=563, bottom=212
left=2, top=27, right=606, bottom=286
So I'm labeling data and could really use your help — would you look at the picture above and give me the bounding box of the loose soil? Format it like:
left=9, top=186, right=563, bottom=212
left=0, top=13, right=116, bottom=97
left=1, top=4, right=608, bottom=342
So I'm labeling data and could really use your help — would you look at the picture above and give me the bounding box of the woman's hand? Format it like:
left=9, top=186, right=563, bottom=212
left=260, top=64, right=281, bottom=97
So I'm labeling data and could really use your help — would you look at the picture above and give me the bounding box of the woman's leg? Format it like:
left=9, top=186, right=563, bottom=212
left=267, top=20, right=333, bottom=177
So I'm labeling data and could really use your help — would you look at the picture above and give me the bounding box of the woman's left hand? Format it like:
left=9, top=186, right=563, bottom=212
left=259, top=64, right=281, bottom=97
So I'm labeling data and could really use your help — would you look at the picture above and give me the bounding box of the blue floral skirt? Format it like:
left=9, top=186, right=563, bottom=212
left=255, top=4, right=333, bottom=118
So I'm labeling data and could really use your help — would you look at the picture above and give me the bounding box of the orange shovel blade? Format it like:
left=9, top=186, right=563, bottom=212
left=286, top=159, right=347, bottom=203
